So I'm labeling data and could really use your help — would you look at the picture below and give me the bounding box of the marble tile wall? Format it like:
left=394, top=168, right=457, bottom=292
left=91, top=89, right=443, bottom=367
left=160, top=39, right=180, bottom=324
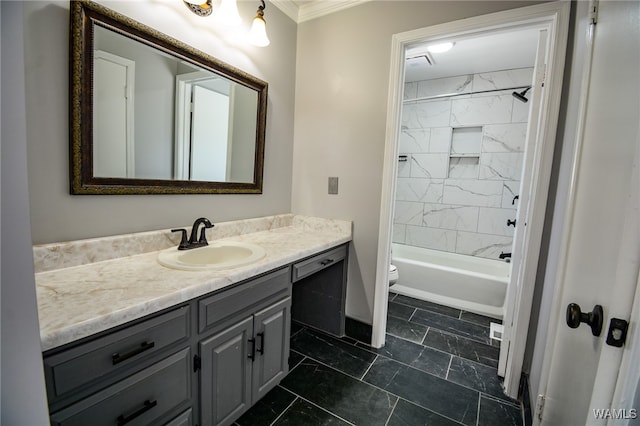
left=395, top=68, right=533, bottom=259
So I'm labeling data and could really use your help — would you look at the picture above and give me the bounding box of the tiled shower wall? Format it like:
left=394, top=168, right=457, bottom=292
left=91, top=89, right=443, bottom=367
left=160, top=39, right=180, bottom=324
left=393, top=68, right=534, bottom=259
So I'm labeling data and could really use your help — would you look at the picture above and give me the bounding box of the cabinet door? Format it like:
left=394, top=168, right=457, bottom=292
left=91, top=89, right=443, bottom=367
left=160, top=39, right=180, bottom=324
left=252, top=297, right=291, bottom=401
left=200, top=316, right=253, bottom=426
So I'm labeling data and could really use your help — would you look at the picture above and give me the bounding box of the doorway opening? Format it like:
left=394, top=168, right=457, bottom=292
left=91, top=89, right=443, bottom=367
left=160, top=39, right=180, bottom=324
left=373, top=2, right=570, bottom=399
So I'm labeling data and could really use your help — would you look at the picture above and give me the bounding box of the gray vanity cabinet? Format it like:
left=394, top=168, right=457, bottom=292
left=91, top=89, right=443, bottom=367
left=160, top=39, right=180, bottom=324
left=43, top=242, right=351, bottom=426
left=291, top=244, right=348, bottom=336
left=197, top=267, right=291, bottom=426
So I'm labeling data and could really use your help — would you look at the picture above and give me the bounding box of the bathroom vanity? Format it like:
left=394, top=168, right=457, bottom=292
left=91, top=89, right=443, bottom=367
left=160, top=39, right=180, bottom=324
left=35, top=215, right=351, bottom=426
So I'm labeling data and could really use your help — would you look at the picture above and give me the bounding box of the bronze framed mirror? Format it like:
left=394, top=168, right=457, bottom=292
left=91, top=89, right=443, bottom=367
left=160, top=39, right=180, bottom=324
left=70, top=0, right=268, bottom=194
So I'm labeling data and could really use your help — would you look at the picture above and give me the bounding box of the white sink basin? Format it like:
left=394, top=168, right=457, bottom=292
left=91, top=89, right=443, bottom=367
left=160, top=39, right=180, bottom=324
left=158, top=241, right=266, bottom=271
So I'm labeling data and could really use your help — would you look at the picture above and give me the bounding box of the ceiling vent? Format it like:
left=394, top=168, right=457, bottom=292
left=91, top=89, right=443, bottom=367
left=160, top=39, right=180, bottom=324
left=405, top=52, right=434, bottom=68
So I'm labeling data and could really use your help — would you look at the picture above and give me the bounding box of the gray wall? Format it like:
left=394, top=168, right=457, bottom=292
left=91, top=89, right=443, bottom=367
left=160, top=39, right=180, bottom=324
left=291, top=0, right=544, bottom=323
left=1, top=2, right=50, bottom=423
left=24, top=0, right=297, bottom=244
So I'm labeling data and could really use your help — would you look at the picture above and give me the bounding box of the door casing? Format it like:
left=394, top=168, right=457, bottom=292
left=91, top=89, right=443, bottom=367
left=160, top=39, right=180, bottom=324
left=373, top=1, right=571, bottom=398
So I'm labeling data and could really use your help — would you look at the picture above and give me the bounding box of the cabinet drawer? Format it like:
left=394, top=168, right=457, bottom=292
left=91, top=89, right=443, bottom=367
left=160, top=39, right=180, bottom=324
left=199, top=267, right=290, bottom=334
left=292, top=245, right=347, bottom=282
left=50, top=348, right=191, bottom=426
left=164, top=408, right=192, bottom=426
left=44, top=306, right=190, bottom=402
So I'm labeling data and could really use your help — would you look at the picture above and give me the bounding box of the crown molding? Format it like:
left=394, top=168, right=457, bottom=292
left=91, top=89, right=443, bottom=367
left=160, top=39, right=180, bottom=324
left=270, top=0, right=371, bottom=24
left=269, top=0, right=300, bottom=22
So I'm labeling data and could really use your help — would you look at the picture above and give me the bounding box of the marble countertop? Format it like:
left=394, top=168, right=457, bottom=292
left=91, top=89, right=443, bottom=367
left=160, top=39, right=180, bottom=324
left=35, top=215, right=352, bottom=352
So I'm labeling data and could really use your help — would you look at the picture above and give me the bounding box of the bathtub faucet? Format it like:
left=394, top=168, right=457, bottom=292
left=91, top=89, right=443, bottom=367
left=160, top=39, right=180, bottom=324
left=499, top=252, right=511, bottom=260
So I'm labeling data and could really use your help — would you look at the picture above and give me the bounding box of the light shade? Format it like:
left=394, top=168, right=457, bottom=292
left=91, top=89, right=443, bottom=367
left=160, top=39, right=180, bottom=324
left=217, top=0, right=242, bottom=27
left=248, top=15, right=270, bottom=47
left=426, top=42, right=455, bottom=53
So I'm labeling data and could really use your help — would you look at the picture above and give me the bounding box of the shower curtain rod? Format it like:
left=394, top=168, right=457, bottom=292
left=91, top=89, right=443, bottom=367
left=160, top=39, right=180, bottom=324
left=403, top=85, right=530, bottom=103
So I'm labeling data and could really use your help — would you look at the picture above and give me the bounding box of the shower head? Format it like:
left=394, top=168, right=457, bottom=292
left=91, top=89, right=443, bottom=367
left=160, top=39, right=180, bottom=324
left=512, top=87, right=531, bottom=103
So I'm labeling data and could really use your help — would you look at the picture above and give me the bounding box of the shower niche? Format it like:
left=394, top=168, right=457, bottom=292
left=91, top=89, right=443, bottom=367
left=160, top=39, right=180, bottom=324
left=448, top=127, right=482, bottom=178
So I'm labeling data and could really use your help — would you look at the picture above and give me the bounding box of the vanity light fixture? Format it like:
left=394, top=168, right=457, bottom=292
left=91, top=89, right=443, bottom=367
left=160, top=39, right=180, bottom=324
left=183, top=0, right=270, bottom=46
left=248, top=0, right=270, bottom=47
left=183, top=0, right=213, bottom=17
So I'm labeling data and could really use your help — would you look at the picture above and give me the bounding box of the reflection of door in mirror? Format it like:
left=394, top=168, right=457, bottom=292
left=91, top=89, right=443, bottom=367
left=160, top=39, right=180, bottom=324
left=191, top=84, right=231, bottom=181
left=175, top=72, right=232, bottom=181
left=93, top=50, right=135, bottom=178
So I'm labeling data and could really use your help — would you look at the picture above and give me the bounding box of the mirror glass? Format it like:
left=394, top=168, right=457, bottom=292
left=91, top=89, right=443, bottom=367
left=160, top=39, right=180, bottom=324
left=70, top=1, right=268, bottom=194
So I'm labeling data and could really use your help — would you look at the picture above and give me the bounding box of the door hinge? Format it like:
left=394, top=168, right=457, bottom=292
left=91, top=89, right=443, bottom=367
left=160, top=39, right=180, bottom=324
left=536, top=394, right=545, bottom=421
left=193, top=354, right=201, bottom=372
left=589, top=0, right=599, bottom=24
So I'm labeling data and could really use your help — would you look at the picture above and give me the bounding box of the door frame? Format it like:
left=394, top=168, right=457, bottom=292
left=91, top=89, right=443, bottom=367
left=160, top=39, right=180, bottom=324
left=372, top=1, right=570, bottom=398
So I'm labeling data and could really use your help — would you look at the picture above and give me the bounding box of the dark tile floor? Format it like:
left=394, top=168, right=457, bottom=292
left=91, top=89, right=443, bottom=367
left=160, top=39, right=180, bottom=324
left=235, top=292, right=523, bottom=426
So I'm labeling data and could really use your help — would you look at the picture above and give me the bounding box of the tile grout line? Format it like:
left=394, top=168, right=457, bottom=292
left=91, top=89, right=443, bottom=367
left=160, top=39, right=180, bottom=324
left=479, top=392, right=522, bottom=409
left=294, top=352, right=472, bottom=425
left=383, top=397, right=400, bottom=426
left=395, top=396, right=467, bottom=426
left=339, top=330, right=510, bottom=403
left=268, top=396, right=299, bottom=426
left=393, top=298, right=462, bottom=320
left=290, top=323, right=306, bottom=338
left=445, top=354, right=454, bottom=380
left=421, top=326, right=430, bottom=345
left=280, top=390, right=357, bottom=426
left=291, top=350, right=374, bottom=383
left=360, top=354, right=378, bottom=381
left=407, top=307, right=418, bottom=322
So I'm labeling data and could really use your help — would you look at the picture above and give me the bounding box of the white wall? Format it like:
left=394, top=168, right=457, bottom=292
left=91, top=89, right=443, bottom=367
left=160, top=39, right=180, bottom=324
left=291, top=0, right=544, bottom=323
left=1, top=2, right=50, bottom=423
left=23, top=0, right=297, bottom=244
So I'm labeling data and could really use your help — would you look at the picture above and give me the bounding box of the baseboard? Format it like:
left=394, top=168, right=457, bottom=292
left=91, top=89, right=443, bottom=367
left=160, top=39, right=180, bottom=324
left=345, top=317, right=372, bottom=345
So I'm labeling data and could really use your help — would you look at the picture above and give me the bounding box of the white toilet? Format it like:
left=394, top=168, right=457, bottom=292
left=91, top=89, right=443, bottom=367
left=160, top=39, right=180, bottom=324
left=389, top=264, right=398, bottom=285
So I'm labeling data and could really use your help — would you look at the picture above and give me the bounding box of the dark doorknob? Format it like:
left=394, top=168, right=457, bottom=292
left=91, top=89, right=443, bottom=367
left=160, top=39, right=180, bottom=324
left=566, top=303, right=603, bottom=336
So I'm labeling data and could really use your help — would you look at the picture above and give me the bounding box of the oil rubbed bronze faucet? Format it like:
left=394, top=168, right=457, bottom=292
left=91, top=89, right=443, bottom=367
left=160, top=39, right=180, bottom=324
left=171, top=217, right=215, bottom=250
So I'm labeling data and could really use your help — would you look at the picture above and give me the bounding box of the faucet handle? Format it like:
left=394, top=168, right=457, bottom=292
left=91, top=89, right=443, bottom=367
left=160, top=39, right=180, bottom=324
left=171, top=229, right=189, bottom=250
left=198, top=226, right=211, bottom=244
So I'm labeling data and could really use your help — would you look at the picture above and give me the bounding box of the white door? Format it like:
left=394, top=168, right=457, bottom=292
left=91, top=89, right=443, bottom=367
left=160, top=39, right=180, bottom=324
left=93, top=50, right=135, bottom=178
left=190, top=85, right=230, bottom=182
left=537, top=1, right=640, bottom=424
left=498, top=28, right=548, bottom=383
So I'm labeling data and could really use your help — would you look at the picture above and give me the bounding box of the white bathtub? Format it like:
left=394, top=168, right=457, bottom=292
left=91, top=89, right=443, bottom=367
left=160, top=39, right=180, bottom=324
left=390, top=243, right=510, bottom=319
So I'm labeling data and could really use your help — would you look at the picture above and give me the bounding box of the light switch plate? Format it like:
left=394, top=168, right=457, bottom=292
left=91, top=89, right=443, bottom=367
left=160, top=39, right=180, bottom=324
left=328, top=177, right=339, bottom=194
